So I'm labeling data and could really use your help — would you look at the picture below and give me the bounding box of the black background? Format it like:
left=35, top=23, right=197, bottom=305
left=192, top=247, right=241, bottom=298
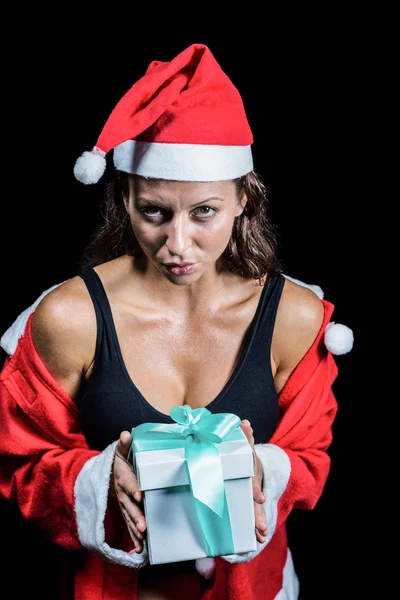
left=1, top=26, right=370, bottom=599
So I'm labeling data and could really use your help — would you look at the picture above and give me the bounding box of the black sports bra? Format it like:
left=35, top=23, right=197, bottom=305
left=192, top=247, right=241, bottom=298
left=77, top=268, right=284, bottom=449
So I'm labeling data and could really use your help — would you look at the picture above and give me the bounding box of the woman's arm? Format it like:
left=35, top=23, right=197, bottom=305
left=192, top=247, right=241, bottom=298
left=220, top=282, right=341, bottom=565
left=30, top=277, right=97, bottom=401
left=273, top=277, right=325, bottom=393
left=0, top=281, right=148, bottom=567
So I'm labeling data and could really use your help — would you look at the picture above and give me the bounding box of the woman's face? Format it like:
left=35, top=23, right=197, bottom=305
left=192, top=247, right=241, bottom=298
left=124, top=176, right=246, bottom=281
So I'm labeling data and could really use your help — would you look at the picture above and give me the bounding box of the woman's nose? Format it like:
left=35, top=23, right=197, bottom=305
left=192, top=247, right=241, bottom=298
left=164, top=215, right=193, bottom=256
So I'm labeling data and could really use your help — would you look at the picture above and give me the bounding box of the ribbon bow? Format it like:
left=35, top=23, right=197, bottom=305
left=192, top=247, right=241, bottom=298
left=131, top=405, right=241, bottom=556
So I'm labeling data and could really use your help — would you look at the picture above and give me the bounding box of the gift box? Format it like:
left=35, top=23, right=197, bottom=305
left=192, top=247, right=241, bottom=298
left=131, top=405, right=257, bottom=565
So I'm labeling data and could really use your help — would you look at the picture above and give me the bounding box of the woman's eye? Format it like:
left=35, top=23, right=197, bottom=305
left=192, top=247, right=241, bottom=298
left=141, top=207, right=161, bottom=216
left=140, top=206, right=217, bottom=220
left=195, top=206, right=216, bottom=217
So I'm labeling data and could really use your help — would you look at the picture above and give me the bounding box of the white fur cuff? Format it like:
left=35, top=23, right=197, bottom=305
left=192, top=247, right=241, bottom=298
left=74, top=440, right=149, bottom=568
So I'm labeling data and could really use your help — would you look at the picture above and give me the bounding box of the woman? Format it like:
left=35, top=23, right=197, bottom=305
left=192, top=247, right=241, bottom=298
left=0, top=43, right=353, bottom=600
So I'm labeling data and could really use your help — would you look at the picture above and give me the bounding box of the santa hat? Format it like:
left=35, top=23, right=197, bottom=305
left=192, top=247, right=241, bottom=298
left=73, top=43, right=254, bottom=184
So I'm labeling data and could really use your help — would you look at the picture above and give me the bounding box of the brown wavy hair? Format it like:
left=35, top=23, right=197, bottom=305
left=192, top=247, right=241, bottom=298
left=78, top=171, right=282, bottom=283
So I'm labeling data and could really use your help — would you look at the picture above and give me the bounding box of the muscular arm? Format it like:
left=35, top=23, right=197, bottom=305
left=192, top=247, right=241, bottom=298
left=272, top=278, right=325, bottom=394
left=30, top=277, right=96, bottom=401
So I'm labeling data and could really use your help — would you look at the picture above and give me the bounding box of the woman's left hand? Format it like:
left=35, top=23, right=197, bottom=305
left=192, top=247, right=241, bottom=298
left=240, top=420, right=268, bottom=544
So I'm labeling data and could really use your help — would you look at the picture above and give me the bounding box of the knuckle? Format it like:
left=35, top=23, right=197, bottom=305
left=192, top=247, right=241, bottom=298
left=116, top=490, right=125, bottom=503
left=129, top=501, right=143, bottom=517
left=128, top=530, right=139, bottom=544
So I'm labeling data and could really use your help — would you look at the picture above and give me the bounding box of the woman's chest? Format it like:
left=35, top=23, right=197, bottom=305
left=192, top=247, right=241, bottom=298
left=91, top=296, right=275, bottom=416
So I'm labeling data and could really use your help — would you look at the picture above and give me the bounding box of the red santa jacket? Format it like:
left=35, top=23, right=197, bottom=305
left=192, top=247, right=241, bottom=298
left=0, top=281, right=352, bottom=600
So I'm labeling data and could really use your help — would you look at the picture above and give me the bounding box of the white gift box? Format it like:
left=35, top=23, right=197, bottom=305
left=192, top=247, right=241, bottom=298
left=134, top=428, right=257, bottom=565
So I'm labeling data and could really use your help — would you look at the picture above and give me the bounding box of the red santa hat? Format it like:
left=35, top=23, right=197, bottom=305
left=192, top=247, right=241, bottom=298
left=73, top=43, right=254, bottom=184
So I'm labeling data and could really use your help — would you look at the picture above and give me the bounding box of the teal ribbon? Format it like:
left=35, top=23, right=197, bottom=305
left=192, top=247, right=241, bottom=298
left=131, top=405, right=241, bottom=556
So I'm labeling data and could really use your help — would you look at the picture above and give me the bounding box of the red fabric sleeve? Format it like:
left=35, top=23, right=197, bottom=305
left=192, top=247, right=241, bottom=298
left=270, top=299, right=339, bottom=526
left=0, top=314, right=99, bottom=549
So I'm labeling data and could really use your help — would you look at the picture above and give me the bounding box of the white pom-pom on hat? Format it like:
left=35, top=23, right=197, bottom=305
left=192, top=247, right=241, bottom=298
left=324, top=322, right=354, bottom=355
left=73, top=146, right=107, bottom=184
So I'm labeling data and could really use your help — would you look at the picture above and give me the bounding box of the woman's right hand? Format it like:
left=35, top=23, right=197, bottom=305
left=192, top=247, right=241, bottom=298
left=111, top=430, right=147, bottom=553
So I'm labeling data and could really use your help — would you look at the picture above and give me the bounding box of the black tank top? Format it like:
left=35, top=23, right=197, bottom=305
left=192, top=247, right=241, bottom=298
left=77, top=268, right=284, bottom=449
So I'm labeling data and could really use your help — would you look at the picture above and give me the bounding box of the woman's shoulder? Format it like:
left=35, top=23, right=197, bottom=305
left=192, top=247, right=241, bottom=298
left=31, top=255, right=128, bottom=331
left=272, top=275, right=325, bottom=391
left=32, top=275, right=95, bottom=336
left=30, top=276, right=96, bottom=398
left=278, top=275, right=325, bottom=331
